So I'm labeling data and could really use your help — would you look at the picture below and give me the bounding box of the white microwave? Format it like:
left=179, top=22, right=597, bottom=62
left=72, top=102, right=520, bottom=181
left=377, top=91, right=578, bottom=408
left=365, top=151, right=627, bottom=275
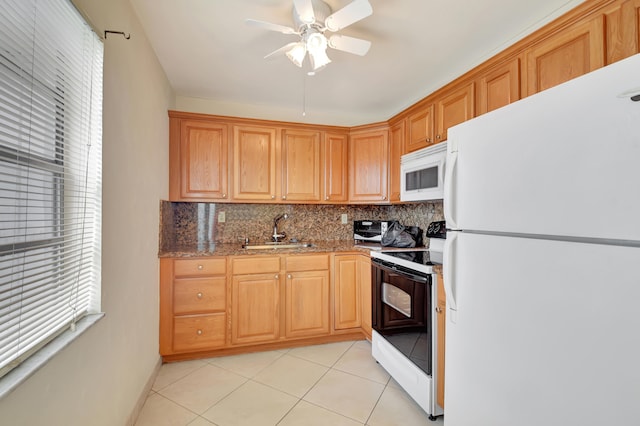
left=400, top=141, right=447, bottom=202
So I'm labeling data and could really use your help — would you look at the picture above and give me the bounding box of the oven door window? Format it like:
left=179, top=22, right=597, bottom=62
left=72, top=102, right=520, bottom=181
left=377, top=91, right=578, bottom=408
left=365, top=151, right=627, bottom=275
left=382, top=282, right=411, bottom=317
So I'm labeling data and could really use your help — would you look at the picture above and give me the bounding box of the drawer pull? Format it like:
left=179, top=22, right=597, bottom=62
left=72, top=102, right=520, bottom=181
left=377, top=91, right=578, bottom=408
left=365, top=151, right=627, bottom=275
left=197, top=264, right=203, bottom=270
left=196, top=329, right=203, bottom=336
left=197, top=292, right=203, bottom=299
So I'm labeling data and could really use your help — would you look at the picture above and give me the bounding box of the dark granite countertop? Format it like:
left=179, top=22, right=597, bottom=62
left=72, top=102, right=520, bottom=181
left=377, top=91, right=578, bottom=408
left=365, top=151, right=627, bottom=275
left=159, top=240, right=378, bottom=258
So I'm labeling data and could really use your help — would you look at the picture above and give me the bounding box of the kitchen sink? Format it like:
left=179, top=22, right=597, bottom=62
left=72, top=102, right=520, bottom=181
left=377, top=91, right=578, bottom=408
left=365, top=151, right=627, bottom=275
left=242, top=242, right=314, bottom=250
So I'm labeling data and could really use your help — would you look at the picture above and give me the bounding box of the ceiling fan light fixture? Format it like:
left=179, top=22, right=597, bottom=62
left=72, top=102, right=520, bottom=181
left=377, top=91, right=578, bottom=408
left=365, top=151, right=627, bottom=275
left=306, top=32, right=331, bottom=70
left=286, top=42, right=307, bottom=67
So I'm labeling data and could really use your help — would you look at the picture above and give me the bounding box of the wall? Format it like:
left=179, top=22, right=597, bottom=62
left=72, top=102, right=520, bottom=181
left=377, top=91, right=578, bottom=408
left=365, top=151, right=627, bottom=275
left=0, top=1, right=173, bottom=425
left=160, top=201, right=444, bottom=249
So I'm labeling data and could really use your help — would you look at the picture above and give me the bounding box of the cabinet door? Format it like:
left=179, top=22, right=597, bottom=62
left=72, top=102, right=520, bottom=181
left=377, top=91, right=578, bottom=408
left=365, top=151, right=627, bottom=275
left=388, top=121, right=404, bottom=202
left=232, top=125, right=278, bottom=201
left=604, top=0, right=640, bottom=64
left=232, top=273, right=280, bottom=344
left=477, top=58, right=521, bottom=115
left=333, top=255, right=361, bottom=330
left=406, top=105, right=435, bottom=152
left=348, top=129, right=389, bottom=203
left=358, top=255, right=372, bottom=337
left=281, top=129, right=321, bottom=202
left=323, top=132, right=349, bottom=202
left=179, top=120, right=229, bottom=200
left=525, top=17, right=605, bottom=96
left=285, top=270, right=330, bottom=338
left=436, top=82, right=475, bottom=143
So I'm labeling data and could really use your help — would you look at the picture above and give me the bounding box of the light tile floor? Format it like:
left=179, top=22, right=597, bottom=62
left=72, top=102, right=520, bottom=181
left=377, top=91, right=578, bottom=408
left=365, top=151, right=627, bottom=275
left=135, top=340, right=445, bottom=426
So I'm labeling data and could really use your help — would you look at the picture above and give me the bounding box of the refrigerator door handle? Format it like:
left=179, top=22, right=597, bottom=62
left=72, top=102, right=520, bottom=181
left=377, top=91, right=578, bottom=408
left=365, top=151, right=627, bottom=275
left=444, top=149, right=458, bottom=229
left=443, top=231, right=458, bottom=323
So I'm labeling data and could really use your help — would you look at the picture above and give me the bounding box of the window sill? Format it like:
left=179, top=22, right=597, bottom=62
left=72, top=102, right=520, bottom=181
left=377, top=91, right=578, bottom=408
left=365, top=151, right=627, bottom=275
left=0, top=313, right=105, bottom=400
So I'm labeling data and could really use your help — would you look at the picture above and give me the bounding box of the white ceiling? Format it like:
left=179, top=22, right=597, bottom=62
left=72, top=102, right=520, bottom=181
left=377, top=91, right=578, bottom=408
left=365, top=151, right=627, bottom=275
left=130, top=0, right=585, bottom=126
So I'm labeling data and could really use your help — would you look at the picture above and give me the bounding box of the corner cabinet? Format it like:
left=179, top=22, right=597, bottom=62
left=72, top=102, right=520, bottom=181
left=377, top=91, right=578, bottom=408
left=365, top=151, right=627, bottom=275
left=348, top=128, right=389, bottom=203
left=169, top=116, right=229, bottom=201
left=333, top=253, right=372, bottom=334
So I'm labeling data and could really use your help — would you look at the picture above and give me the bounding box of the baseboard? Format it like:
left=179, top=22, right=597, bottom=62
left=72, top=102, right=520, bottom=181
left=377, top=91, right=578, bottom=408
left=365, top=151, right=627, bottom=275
left=126, top=356, right=162, bottom=426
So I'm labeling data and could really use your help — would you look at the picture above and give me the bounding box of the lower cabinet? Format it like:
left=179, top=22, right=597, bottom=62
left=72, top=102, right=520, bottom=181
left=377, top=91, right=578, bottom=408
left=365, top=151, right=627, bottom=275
left=160, top=252, right=367, bottom=359
left=159, top=257, right=228, bottom=356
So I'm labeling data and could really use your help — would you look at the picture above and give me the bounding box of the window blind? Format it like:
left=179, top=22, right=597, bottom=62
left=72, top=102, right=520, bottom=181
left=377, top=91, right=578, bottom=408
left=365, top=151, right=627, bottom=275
left=0, top=0, right=103, bottom=378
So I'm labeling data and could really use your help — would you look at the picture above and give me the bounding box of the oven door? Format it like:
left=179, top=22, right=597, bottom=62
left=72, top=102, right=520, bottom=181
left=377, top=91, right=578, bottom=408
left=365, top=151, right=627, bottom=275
left=371, top=258, right=433, bottom=375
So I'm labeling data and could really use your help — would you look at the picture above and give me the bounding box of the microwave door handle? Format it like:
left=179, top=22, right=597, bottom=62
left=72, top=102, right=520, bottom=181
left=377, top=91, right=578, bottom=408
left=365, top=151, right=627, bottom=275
left=444, top=148, right=458, bottom=229
left=443, top=232, right=458, bottom=323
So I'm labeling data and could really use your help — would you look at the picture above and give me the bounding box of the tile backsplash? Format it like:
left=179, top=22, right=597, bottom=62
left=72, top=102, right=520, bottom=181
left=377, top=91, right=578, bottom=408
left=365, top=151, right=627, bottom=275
left=160, top=201, right=444, bottom=250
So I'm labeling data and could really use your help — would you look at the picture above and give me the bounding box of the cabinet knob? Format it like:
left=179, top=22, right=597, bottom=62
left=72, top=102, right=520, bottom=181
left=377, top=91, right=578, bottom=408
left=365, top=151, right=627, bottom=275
left=435, top=306, right=443, bottom=313
left=197, top=292, right=203, bottom=299
left=196, top=329, right=203, bottom=335
left=275, top=274, right=279, bottom=279
left=426, top=138, right=431, bottom=143
left=382, top=196, right=387, bottom=200
left=436, top=134, right=441, bottom=140
left=222, top=193, right=226, bottom=198
left=282, top=195, right=287, bottom=200
left=287, top=274, right=292, bottom=279
left=197, top=264, right=203, bottom=270
left=325, top=196, right=329, bottom=200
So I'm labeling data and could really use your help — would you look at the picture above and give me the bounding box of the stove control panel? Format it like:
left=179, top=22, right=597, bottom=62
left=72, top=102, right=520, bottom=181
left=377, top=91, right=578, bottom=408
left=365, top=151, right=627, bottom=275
left=426, top=221, right=447, bottom=239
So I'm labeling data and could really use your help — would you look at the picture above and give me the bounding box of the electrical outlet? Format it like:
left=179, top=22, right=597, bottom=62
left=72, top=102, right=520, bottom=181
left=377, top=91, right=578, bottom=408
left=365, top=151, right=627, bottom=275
left=218, top=211, right=225, bottom=223
left=341, top=213, right=348, bottom=224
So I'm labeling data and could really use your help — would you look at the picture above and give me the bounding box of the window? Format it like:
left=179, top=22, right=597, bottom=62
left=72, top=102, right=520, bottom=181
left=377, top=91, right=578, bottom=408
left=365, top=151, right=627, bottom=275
left=0, top=0, right=103, bottom=378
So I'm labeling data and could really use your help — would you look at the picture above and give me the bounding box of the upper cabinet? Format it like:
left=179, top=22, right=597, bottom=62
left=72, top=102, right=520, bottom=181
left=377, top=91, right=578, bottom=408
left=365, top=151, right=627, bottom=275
left=169, top=117, right=229, bottom=201
left=477, top=58, right=521, bottom=115
left=524, top=16, right=605, bottom=96
left=281, top=129, right=321, bottom=202
left=406, top=106, right=435, bottom=152
left=388, top=120, right=404, bottom=203
left=323, top=132, right=349, bottom=203
left=348, top=128, right=389, bottom=203
left=604, top=0, right=640, bottom=64
left=232, top=125, right=279, bottom=201
left=436, top=82, right=475, bottom=143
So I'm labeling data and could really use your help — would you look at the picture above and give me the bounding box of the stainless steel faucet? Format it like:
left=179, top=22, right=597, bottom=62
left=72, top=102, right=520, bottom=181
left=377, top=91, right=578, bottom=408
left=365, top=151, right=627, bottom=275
left=272, top=213, right=288, bottom=242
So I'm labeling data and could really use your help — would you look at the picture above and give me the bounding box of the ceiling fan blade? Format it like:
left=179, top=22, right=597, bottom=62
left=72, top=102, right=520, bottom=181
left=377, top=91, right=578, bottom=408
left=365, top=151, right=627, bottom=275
left=245, top=19, right=298, bottom=35
left=263, top=42, right=299, bottom=59
left=293, top=0, right=315, bottom=25
left=328, top=34, right=371, bottom=56
left=324, top=0, right=372, bottom=32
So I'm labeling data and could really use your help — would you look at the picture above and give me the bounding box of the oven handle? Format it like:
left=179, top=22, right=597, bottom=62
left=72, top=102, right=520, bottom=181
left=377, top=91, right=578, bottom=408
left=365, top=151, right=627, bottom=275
left=443, top=231, right=458, bottom=323
left=371, top=259, right=429, bottom=283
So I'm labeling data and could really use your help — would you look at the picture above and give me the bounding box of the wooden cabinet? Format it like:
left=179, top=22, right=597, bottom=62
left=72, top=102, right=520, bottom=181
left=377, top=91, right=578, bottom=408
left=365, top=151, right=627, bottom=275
left=525, top=17, right=605, bottom=96
left=436, top=82, right=475, bottom=143
left=333, top=255, right=362, bottom=330
left=388, top=121, right=404, bottom=203
left=348, top=128, right=389, bottom=203
left=477, top=58, right=521, bottom=115
left=281, top=129, right=321, bottom=202
left=230, top=256, right=281, bottom=344
left=232, top=125, right=278, bottom=201
left=169, top=117, right=229, bottom=201
left=604, top=0, right=640, bottom=64
left=358, top=255, right=372, bottom=337
left=159, top=257, right=227, bottom=356
left=323, top=132, right=349, bottom=202
left=435, top=268, right=446, bottom=409
left=406, top=106, right=435, bottom=152
left=284, top=254, right=330, bottom=338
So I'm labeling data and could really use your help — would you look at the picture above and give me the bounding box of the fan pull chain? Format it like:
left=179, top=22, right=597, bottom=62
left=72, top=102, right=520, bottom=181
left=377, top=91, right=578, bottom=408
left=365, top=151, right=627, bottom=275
left=302, top=73, right=307, bottom=116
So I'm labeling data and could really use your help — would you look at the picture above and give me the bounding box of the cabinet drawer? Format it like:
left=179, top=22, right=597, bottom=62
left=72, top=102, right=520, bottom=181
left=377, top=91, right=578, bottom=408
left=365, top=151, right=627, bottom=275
left=173, top=314, right=226, bottom=352
left=174, top=258, right=226, bottom=277
left=285, top=254, right=329, bottom=272
left=173, top=277, right=226, bottom=314
left=231, top=256, right=280, bottom=274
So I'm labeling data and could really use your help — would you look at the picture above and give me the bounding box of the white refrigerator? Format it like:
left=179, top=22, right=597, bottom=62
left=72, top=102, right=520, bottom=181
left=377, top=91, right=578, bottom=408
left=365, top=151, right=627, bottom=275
left=443, top=53, right=640, bottom=426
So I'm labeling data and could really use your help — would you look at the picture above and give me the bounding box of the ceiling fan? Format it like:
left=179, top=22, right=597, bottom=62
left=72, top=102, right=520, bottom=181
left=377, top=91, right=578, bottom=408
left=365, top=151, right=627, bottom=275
left=246, top=0, right=373, bottom=73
